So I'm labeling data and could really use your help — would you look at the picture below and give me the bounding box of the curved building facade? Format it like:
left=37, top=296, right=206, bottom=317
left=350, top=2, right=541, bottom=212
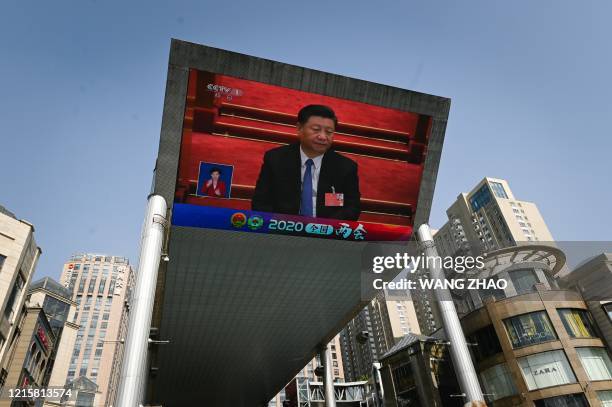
left=455, top=246, right=612, bottom=406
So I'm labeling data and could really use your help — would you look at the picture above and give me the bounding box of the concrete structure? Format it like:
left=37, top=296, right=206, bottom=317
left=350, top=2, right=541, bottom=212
left=26, top=277, right=79, bottom=406
left=59, top=254, right=133, bottom=407
left=288, top=380, right=372, bottom=406
left=378, top=333, right=461, bottom=407
left=0, top=306, right=56, bottom=407
left=561, top=253, right=612, bottom=351
left=144, top=39, right=449, bottom=406
left=340, top=290, right=420, bottom=382
left=414, top=177, right=557, bottom=336
left=0, top=204, right=41, bottom=391
left=434, top=177, right=554, bottom=256
left=416, top=246, right=612, bottom=406
left=64, top=376, right=100, bottom=407
left=269, top=335, right=345, bottom=407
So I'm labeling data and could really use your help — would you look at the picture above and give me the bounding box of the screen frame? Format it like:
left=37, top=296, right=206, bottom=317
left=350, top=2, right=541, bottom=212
left=154, top=39, right=450, bottom=228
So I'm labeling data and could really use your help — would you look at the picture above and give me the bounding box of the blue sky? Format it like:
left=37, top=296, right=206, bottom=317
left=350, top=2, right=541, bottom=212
left=1, top=0, right=610, bottom=280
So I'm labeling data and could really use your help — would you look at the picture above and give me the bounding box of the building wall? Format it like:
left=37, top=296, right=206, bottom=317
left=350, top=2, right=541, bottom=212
left=416, top=177, right=559, bottom=335
left=0, top=308, right=55, bottom=407
left=47, top=322, right=78, bottom=387
left=340, top=290, right=420, bottom=382
left=0, top=208, right=41, bottom=389
left=562, top=253, right=612, bottom=351
left=462, top=286, right=612, bottom=406
left=59, top=254, right=133, bottom=407
left=26, top=281, right=79, bottom=391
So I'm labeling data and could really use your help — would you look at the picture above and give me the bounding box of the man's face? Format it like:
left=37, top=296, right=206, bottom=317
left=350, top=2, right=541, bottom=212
left=297, top=116, right=335, bottom=156
left=211, top=171, right=220, bottom=181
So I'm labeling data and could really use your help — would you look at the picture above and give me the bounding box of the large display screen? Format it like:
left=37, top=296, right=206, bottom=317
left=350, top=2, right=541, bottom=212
left=172, top=68, right=433, bottom=241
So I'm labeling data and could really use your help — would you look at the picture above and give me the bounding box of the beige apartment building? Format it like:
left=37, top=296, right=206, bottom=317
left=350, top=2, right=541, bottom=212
left=340, top=290, right=420, bottom=383
left=434, top=177, right=554, bottom=259
left=415, top=177, right=557, bottom=335
left=0, top=205, right=42, bottom=390
left=59, top=254, right=134, bottom=407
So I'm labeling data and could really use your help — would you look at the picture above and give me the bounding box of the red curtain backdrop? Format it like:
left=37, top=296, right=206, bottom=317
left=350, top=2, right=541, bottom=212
left=175, top=69, right=433, bottom=227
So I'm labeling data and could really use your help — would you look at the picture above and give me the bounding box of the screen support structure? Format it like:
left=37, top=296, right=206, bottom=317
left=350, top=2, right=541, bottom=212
left=318, top=344, right=337, bottom=407
left=416, top=224, right=486, bottom=407
left=116, top=194, right=168, bottom=407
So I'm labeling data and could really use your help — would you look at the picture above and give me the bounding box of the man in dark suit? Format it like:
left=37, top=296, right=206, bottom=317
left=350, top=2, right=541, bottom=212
left=252, top=105, right=361, bottom=220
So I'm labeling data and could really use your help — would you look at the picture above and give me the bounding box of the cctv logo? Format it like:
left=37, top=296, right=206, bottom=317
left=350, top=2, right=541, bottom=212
left=206, top=83, right=244, bottom=97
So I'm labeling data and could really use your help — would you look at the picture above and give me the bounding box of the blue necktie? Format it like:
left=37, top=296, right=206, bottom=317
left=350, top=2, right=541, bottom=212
left=300, top=159, right=314, bottom=216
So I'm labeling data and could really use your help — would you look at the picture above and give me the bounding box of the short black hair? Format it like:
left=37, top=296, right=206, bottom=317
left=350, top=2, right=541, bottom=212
left=209, top=167, right=222, bottom=175
left=297, top=105, right=337, bottom=127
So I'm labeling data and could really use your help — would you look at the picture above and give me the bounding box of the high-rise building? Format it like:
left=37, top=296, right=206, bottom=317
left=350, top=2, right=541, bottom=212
left=0, top=205, right=42, bottom=391
left=340, top=290, right=419, bottom=382
left=59, top=254, right=134, bottom=407
left=26, top=277, right=78, bottom=394
left=414, top=177, right=556, bottom=335
left=433, top=177, right=554, bottom=258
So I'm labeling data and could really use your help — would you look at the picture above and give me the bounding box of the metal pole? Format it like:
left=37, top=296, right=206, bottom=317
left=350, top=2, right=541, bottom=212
left=372, top=362, right=384, bottom=407
left=115, top=194, right=168, bottom=407
left=416, top=224, right=485, bottom=407
left=320, top=344, right=337, bottom=407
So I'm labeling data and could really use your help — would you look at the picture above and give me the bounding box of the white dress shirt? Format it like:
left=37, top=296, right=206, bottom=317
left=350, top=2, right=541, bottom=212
left=300, top=146, right=323, bottom=216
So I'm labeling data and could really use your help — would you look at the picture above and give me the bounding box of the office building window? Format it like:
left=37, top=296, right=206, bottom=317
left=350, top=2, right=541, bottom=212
left=98, top=278, right=106, bottom=295
left=78, top=272, right=88, bottom=294
left=87, top=277, right=97, bottom=295
left=42, top=296, right=70, bottom=325
left=76, top=392, right=94, bottom=406
left=558, top=309, right=598, bottom=339
left=509, top=269, right=540, bottom=295
left=4, top=273, right=25, bottom=319
left=504, top=311, right=556, bottom=348
left=518, top=350, right=576, bottom=390
left=576, top=347, right=612, bottom=381
left=598, top=390, right=612, bottom=407
left=478, top=277, right=506, bottom=302
left=467, top=325, right=502, bottom=362
left=479, top=363, right=517, bottom=402
left=107, top=276, right=116, bottom=296
left=534, top=393, right=588, bottom=407
left=470, top=185, right=493, bottom=211
left=490, top=182, right=508, bottom=198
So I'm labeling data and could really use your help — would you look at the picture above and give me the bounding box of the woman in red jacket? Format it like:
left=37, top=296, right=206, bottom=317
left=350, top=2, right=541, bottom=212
left=201, top=167, right=227, bottom=197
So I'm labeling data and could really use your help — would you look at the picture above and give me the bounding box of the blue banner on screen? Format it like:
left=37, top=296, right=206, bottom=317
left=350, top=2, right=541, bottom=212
left=172, top=203, right=411, bottom=241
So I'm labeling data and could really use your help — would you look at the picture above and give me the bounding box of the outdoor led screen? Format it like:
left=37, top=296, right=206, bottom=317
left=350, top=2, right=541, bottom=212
left=172, top=68, right=433, bottom=241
